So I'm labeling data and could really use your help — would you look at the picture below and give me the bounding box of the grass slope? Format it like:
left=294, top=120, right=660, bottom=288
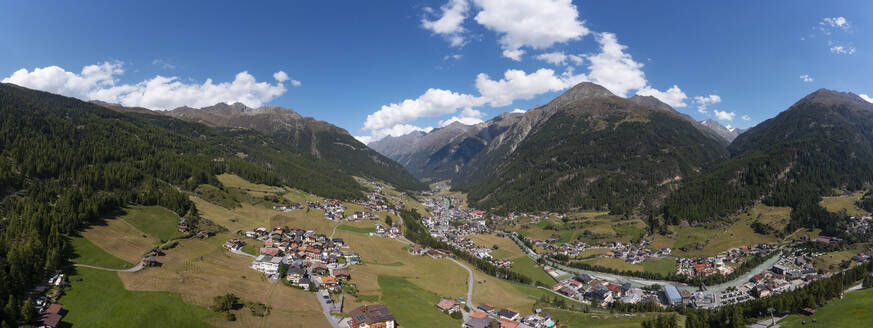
left=377, top=275, right=462, bottom=328
left=67, top=235, right=133, bottom=270
left=122, top=205, right=185, bottom=241
left=544, top=308, right=670, bottom=328
left=60, top=267, right=215, bottom=327
left=779, top=287, right=873, bottom=328
left=80, top=218, right=159, bottom=263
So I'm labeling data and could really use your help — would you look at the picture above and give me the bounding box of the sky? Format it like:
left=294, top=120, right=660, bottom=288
left=1, top=0, right=871, bottom=143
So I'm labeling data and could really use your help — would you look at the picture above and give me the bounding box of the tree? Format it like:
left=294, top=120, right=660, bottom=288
left=450, top=310, right=463, bottom=319
left=385, top=215, right=393, bottom=227
left=20, top=298, right=36, bottom=324
left=211, top=293, right=240, bottom=312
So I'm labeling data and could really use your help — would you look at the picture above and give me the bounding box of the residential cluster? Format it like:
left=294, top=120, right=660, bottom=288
left=226, top=226, right=361, bottom=292
left=676, top=244, right=775, bottom=277
left=535, top=239, right=671, bottom=264
left=462, top=302, right=558, bottom=328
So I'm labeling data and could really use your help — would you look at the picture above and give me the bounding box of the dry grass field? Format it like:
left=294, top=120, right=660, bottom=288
left=80, top=218, right=159, bottom=263
left=467, top=234, right=525, bottom=259
left=820, top=193, right=868, bottom=217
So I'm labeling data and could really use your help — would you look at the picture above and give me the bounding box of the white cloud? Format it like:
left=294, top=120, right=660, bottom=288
left=830, top=45, right=856, bottom=55
left=536, top=52, right=568, bottom=65
left=568, top=54, right=585, bottom=66
left=714, top=110, right=736, bottom=121
left=473, top=0, right=589, bottom=58
left=152, top=59, right=175, bottom=70
left=354, top=135, right=376, bottom=145
left=693, top=94, right=721, bottom=114
left=439, top=108, right=486, bottom=126
left=860, top=94, right=873, bottom=103
left=502, top=49, right=526, bottom=61
left=636, top=85, right=687, bottom=108
left=2, top=62, right=291, bottom=110
left=821, top=17, right=850, bottom=30
left=511, top=108, right=526, bottom=113
left=443, top=54, right=463, bottom=61
left=799, top=74, right=813, bottom=82
left=475, top=68, right=584, bottom=107
left=273, top=71, right=289, bottom=82
left=363, top=88, right=485, bottom=130
left=741, top=115, right=751, bottom=121
left=583, top=33, right=647, bottom=97
left=422, top=0, right=471, bottom=47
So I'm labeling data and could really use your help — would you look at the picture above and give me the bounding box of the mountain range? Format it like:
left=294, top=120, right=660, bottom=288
left=700, top=119, right=743, bottom=142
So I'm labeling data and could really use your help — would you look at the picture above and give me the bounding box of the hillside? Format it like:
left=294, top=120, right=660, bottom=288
left=454, top=82, right=729, bottom=214
left=369, top=112, right=523, bottom=181
left=662, top=89, right=873, bottom=233
left=167, top=103, right=426, bottom=191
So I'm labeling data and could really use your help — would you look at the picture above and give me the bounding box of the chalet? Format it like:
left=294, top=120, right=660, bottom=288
left=40, top=304, right=63, bottom=328
left=436, top=298, right=460, bottom=313
left=754, top=285, right=771, bottom=298
left=309, top=262, right=329, bottom=275
left=259, top=247, right=281, bottom=256
left=409, top=244, right=426, bottom=256
left=801, top=307, right=816, bottom=316
left=223, top=238, right=244, bottom=250
left=333, top=268, right=351, bottom=280
left=498, top=318, right=520, bottom=328
left=477, top=303, right=494, bottom=313
left=250, top=255, right=283, bottom=275
left=298, top=277, right=311, bottom=290
left=498, top=309, right=520, bottom=321
left=464, top=317, right=494, bottom=328
left=348, top=304, right=396, bottom=328
left=286, top=266, right=305, bottom=283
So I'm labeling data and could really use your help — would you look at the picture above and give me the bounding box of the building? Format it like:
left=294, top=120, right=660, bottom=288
left=663, top=285, right=682, bottom=305
left=436, top=298, right=461, bottom=313
left=348, top=304, right=396, bottom=328
left=250, top=255, right=283, bottom=275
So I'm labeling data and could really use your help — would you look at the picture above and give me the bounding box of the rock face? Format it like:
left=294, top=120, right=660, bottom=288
left=164, top=102, right=426, bottom=191
left=699, top=119, right=742, bottom=143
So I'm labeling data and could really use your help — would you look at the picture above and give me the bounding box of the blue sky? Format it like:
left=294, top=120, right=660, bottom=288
left=1, top=0, right=871, bottom=143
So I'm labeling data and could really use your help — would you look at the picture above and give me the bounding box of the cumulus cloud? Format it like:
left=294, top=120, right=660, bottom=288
left=536, top=52, right=568, bottom=65
left=2, top=62, right=292, bottom=110
left=422, top=0, right=471, bottom=47
left=273, top=71, right=289, bottom=82
left=693, top=94, right=721, bottom=114
left=438, top=108, right=486, bottom=126
left=799, top=74, right=813, bottom=82
left=714, top=110, right=736, bottom=121
left=741, top=115, right=751, bottom=121
left=152, top=59, right=175, bottom=70
left=636, top=85, right=687, bottom=108
left=583, top=33, right=647, bottom=97
left=473, top=0, right=589, bottom=59
left=511, top=108, right=526, bottom=113
left=475, top=68, right=584, bottom=107
left=829, top=45, right=856, bottom=55
left=821, top=17, right=850, bottom=31
left=860, top=94, right=873, bottom=103
left=502, top=49, right=526, bottom=61
left=363, top=88, right=485, bottom=130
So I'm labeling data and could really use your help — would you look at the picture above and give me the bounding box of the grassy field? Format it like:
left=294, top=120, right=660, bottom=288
left=579, top=248, right=612, bottom=258
left=80, top=218, right=159, bottom=263
left=336, top=224, right=377, bottom=234
left=195, top=183, right=244, bottom=209
left=467, top=234, right=525, bottom=259
left=121, top=205, right=185, bottom=241
left=509, top=256, right=555, bottom=286
left=60, top=267, right=216, bottom=327
left=821, top=193, right=868, bottom=217
left=377, top=275, right=462, bottom=328
left=813, top=248, right=860, bottom=272
left=217, top=173, right=285, bottom=199
left=641, top=258, right=677, bottom=276
left=67, top=234, right=134, bottom=270
left=118, top=233, right=329, bottom=328
left=544, top=308, right=672, bottom=328
left=779, top=287, right=873, bottom=328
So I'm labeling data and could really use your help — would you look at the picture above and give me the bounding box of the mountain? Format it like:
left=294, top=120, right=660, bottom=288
left=369, top=112, right=523, bottom=181
left=662, top=89, right=873, bottom=233
left=166, top=103, right=426, bottom=191
left=453, top=82, right=729, bottom=214
left=699, top=119, right=742, bottom=142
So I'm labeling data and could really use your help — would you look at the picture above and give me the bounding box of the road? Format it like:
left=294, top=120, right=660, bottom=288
left=229, top=247, right=257, bottom=259
left=316, top=290, right=343, bottom=328
left=507, top=233, right=782, bottom=293
left=73, top=263, right=144, bottom=272
left=447, top=257, right=475, bottom=318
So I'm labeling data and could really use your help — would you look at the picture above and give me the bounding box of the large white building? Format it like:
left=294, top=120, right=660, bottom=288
left=250, top=255, right=283, bottom=275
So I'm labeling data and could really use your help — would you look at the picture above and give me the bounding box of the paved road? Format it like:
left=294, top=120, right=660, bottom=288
left=73, top=263, right=144, bottom=272
left=316, top=290, right=343, bottom=328
left=747, top=315, right=787, bottom=328
left=229, top=247, right=257, bottom=259
left=447, top=258, right=475, bottom=313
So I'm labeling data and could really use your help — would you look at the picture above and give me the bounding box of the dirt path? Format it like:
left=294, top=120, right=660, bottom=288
left=73, top=263, right=144, bottom=272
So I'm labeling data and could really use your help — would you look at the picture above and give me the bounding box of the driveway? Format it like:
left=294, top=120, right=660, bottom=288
left=317, top=290, right=343, bottom=328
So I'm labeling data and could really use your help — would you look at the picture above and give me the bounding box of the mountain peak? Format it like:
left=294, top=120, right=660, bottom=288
left=627, top=95, right=675, bottom=112
left=798, top=88, right=871, bottom=108
left=548, top=82, right=616, bottom=107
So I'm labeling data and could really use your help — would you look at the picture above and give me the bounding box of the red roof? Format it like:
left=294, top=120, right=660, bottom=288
left=470, top=311, right=489, bottom=319
left=606, top=283, right=621, bottom=293
left=500, top=318, right=520, bottom=328
left=45, top=303, right=63, bottom=314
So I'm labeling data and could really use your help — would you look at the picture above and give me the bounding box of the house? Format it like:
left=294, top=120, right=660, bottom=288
left=436, top=298, right=460, bottom=313
left=498, top=309, right=520, bottom=321
left=298, top=277, right=311, bottom=290
left=755, top=285, right=771, bottom=298
left=348, top=304, right=396, bottom=328
left=464, top=317, right=494, bottom=328
left=310, top=262, right=329, bottom=275
left=250, top=255, right=283, bottom=275
left=477, top=303, right=494, bottom=313
left=801, top=307, right=816, bottom=315
left=499, top=318, right=520, bottom=328
left=573, top=274, right=593, bottom=284
left=259, top=247, right=281, bottom=256
left=409, top=244, right=426, bottom=256
left=40, top=304, right=64, bottom=328
left=286, top=266, right=305, bottom=283
left=333, top=268, right=351, bottom=280
left=142, top=256, right=161, bottom=267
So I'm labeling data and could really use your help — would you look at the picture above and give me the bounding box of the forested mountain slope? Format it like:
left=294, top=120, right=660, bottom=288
left=454, top=82, right=728, bottom=214
left=662, top=89, right=873, bottom=234
left=167, top=103, right=426, bottom=191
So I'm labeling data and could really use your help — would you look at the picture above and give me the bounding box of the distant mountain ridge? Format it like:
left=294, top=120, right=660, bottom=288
left=161, top=102, right=426, bottom=191
left=699, top=119, right=743, bottom=142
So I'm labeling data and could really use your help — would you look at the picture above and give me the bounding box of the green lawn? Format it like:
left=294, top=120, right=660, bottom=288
left=336, top=224, right=377, bottom=234
left=121, top=205, right=185, bottom=241
left=641, top=258, right=677, bottom=276
left=779, top=287, right=873, bottom=328
left=67, top=235, right=133, bottom=270
left=544, top=308, right=661, bottom=328
left=60, top=267, right=216, bottom=327
left=510, top=256, right=555, bottom=286
left=194, top=184, right=243, bottom=209
left=377, top=275, right=462, bottom=328
left=613, top=224, right=646, bottom=241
